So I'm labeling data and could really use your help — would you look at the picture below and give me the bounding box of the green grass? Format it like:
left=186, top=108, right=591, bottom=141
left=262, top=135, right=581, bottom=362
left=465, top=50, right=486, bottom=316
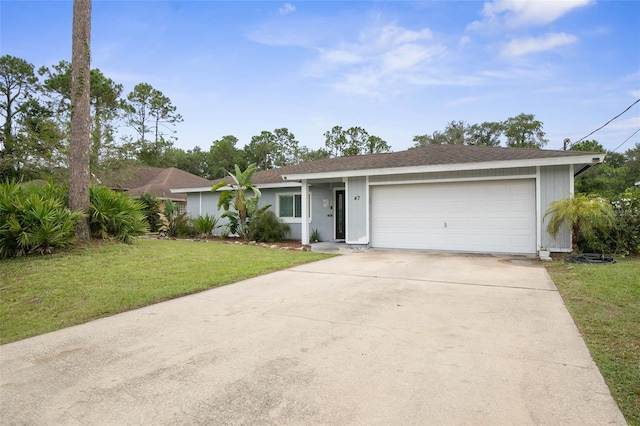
left=546, top=257, right=640, bottom=426
left=0, top=239, right=333, bottom=345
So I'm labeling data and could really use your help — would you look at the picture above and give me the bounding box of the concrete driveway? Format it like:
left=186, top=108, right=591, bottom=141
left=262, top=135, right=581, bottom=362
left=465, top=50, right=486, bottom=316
left=0, top=250, right=625, bottom=425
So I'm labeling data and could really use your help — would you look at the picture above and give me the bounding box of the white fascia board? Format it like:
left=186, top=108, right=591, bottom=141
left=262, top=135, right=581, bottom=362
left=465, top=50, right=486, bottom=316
left=255, top=182, right=302, bottom=189
left=170, top=186, right=212, bottom=193
left=281, top=154, right=605, bottom=181
left=170, top=181, right=300, bottom=194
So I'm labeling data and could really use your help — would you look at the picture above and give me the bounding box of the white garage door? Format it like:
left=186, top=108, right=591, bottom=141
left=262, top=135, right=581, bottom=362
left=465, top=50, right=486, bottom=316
left=371, top=179, right=536, bottom=254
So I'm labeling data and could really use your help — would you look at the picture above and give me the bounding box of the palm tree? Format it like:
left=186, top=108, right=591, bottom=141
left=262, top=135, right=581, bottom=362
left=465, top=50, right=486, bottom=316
left=544, top=194, right=615, bottom=252
left=211, top=163, right=262, bottom=239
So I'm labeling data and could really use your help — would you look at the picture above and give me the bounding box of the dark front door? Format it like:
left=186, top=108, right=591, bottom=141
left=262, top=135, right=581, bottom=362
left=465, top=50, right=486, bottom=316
left=335, top=190, right=345, bottom=240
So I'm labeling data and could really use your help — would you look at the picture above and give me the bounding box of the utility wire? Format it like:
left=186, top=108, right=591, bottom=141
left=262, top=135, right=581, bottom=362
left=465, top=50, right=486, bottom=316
left=568, top=98, right=640, bottom=148
left=611, top=127, right=640, bottom=153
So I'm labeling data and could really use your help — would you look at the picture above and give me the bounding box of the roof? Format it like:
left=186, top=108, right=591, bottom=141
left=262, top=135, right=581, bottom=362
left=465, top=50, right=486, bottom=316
left=173, top=145, right=604, bottom=192
left=98, top=166, right=213, bottom=201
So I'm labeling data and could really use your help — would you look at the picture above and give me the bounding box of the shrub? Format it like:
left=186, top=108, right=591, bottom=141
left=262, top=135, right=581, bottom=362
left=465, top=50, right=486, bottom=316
left=248, top=210, right=290, bottom=242
left=157, top=200, right=199, bottom=238
left=545, top=194, right=616, bottom=252
left=192, top=214, right=220, bottom=238
left=609, top=187, right=640, bottom=256
left=89, top=186, right=149, bottom=244
left=0, top=180, right=81, bottom=258
left=138, top=192, right=162, bottom=232
left=174, top=214, right=199, bottom=238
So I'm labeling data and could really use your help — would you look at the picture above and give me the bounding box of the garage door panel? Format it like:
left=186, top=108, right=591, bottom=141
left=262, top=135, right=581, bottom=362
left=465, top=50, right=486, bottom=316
left=371, top=180, right=536, bottom=254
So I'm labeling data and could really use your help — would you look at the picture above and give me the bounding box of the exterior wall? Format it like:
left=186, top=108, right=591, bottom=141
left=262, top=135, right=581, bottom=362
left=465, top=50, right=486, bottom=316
left=186, top=192, right=220, bottom=218
left=185, top=164, right=572, bottom=251
left=346, top=177, right=368, bottom=244
left=260, top=189, right=301, bottom=240
left=539, top=165, right=572, bottom=251
left=368, top=167, right=536, bottom=183
left=309, top=185, right=335, bottom=242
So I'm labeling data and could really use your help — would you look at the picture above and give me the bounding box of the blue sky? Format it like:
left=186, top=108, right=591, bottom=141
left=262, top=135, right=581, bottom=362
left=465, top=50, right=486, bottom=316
left=2, top=0, right=639, bottom=153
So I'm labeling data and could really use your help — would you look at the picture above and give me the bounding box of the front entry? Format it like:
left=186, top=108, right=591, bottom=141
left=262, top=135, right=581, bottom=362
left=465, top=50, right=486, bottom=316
left=335, top=189, right=345, bottom=240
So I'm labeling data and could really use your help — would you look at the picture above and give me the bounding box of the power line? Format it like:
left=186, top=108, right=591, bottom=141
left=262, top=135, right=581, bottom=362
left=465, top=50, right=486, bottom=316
left=568, top=98, right=640, bottom=148
left=611, top=128, right=640, bottom=153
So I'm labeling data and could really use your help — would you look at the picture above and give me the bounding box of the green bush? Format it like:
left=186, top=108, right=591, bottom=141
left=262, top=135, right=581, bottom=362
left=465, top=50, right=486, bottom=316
left=192, top=214, right=220, bottom=238
left=175, top=214, right=199, bottom=238
left=138, top=192, right=162, bottom=232
left=0, top=180, right=81, bottom=258
left=248, top=210, right=290, bottom=242
left=89, top=186, right=149, bottom=244
left=609, top=187, right=640, bottom=256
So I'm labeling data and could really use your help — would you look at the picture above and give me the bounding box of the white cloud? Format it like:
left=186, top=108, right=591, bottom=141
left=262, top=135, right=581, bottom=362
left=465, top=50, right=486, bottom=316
left=610, top=116, right=640, bottom=130
left=502, top=32, right=578, bottom=57
left=445, top=97, right=480, bottom=107
left=319, top=45, right=364, bottom=65
left=468, top=0, right=593, bottom=30
left=278, top=3, right=296, bottom=15
left=309, top=23, right=449, bottom=96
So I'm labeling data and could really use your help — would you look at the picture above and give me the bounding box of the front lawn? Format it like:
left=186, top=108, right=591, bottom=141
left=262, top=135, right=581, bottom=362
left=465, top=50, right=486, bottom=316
left=546, top=257, right=640, bottom=426
left=0, top=239, right=333, bottom=345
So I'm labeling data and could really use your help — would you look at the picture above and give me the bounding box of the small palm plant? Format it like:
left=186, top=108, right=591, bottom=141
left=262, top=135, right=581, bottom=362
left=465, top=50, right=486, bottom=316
left=192, top=214, right=220, bottom=239
left=544, top=194, right=615, bottom=253
left=211, top=163, right=263, bottom=240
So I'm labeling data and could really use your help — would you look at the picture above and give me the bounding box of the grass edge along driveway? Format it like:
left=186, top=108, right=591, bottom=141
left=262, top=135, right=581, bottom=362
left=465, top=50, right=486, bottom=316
left=0, top=239, right=333, bottom=345
left=545, top=257, right=640, bottom=426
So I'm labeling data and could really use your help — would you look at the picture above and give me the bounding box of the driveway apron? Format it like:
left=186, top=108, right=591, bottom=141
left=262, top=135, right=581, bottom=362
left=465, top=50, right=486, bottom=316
left=0, top=250, right=625, bottom=425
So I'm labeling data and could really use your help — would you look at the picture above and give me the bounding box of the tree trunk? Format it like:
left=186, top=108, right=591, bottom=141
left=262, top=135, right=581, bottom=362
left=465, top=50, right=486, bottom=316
left=69, top=0, right=92, bottom=240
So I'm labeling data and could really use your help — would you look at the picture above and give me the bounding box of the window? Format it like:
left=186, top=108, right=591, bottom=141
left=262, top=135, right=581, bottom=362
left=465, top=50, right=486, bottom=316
left=277, top=193, right=311, bottom=221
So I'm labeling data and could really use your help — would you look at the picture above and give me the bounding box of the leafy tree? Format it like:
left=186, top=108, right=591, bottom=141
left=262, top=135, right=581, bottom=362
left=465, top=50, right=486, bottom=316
left=211, top=163, right=264, bottom=239
left=412, top=132, right=447, bottom=147
left=569, top=139, right=605, bottom=152
left=0, top=55, right=39, bottom=179
left=574, top=143, right=639, bottom=197
left=13, top=100, right=65, bottom=178
left=244, top=128, right=302, bottom=169
left=544, top=194, right=616, bottom=252
left=324, top=126, right=390, bottom=157
left=323, top=125, right=348, bottom=157
left=413, top=121, right=469, bottom=147
left=243, top=131, right=275, bottom=170
left=466, top=121, right=503, bottom=147
left=207, top=135, right=245, bottom=179
left=39, top=61, right=125, bottom=172
left=502, top=113, right=547, bottom=149
left=162, top=146, right=207, bottom=177
left=69, top=0, right=92, bottom=241
left=300, top=147, right=331, bottom=162
left=125, top=82, right=182, bottom=166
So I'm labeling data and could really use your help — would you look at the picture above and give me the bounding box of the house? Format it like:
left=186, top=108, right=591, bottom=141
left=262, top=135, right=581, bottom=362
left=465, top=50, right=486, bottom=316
left=173, top=145, right=604, bottom=255
left=98, top=166, right=213, bottom=213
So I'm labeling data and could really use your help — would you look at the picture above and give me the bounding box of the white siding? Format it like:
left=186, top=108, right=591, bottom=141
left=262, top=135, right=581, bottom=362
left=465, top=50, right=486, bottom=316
left=346, top=177, right=368, bottom=244
left=540, top=166, right=572, bottom=251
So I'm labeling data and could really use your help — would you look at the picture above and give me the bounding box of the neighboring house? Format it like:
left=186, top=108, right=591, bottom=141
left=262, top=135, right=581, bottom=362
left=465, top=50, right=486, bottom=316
left=98, top=166, right=213, bottom=214
left=172, top=145, right=605, bottom=255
